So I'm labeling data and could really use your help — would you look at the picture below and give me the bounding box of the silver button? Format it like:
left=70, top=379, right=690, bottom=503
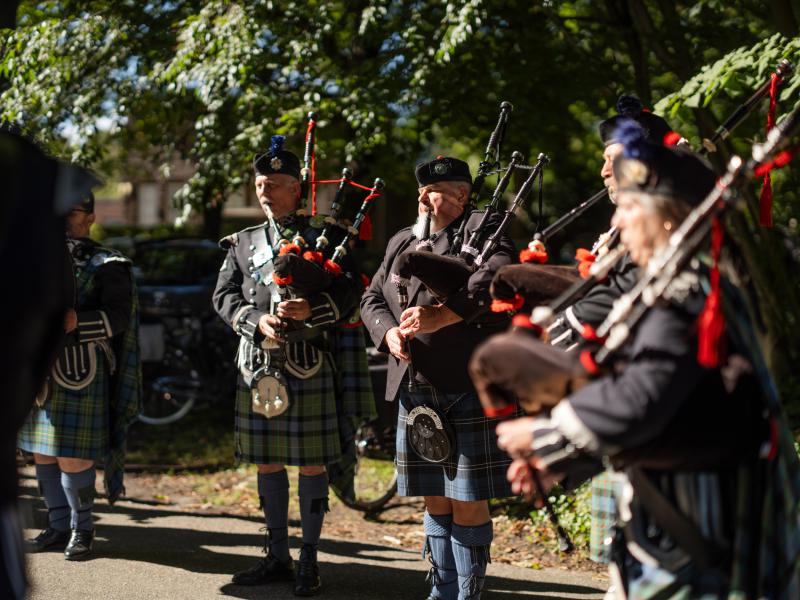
left=375, top=318, right=380, bottom=324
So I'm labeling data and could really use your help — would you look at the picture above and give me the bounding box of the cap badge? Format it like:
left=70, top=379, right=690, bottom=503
left=621, top=159, right=649, bottom=186
left=270, top=156, right=283, bottom=170
left=433, top=162, right=448, bottom=175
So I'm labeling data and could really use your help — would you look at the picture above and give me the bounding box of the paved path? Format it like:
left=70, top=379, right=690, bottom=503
left=18, top=475, right=607, bottom=600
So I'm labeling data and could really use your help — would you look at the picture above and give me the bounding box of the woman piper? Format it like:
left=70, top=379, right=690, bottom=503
left=491, top=122, right=800, bottom=598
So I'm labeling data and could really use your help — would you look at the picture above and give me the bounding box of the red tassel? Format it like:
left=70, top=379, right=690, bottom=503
left=359, top=214, right=373, bottom=241
left=697, top=218, right=726, bottom=368
left=272, top=273, right=293, bottom=286
left=483, top=403, right=518, bottom=418
left=323, top=259, right=343, bottom=276
left=663, top=131, right=682, bottom=146
left=511, top=314, right=543, bottom=336
left=279, top=243, right=302, bottom=256
left=581, top=324, right=606, bottom=343
left=579, top=350, right=600, bottom=375
left=758, top=73, right=780, bottom=227
left=519, top=248, right=548, bottom=264
left=491, top=294, right=525, bottom=313
left=575, top=247, right=596, bottom=279
left=303, top=250, right=324, bottom=265
left=360, top=273, right=371, bottom=288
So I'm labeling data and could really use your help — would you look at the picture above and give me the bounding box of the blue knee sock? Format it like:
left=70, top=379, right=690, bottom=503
left=298, top=473, right=328, bottom=560
left=423, top=512, right=458, bottom=600
left=35, top=463, right=70, bottom=533
left=61, top=467, right=96, bottom=531
left=258, top=470, right=291, bottom=563
left=451, top=522, right=493, bottom=600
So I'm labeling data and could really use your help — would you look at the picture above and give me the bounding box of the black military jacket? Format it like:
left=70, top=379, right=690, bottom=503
left=550, top=253, right=639, bottom=348
left=55, top=238, right=133, bottom=390
left=535, top=276, right=762, bottom=479
left=361, top=211, right=516, bottom=400
left=213, top=217, right=359, bottom=379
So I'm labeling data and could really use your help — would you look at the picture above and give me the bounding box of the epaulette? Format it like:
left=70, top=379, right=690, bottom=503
left=219, top=232, right=239, bottom=250
left=92, top=246, right=132, bottom=267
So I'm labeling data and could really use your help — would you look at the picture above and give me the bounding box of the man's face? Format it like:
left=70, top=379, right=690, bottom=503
left=601, top=143, right=624, bottom=203
left=417, top=182, right=468, bottom=226
left=66, top=209, right=94, bottom=238
left=255, top=174, right=300, bottom=219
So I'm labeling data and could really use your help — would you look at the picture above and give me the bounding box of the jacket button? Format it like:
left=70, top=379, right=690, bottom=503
left=249, top=289, right=256, bottom=296
left=375, top=318, right=380, bottom=325
left=250, top=244, right=256, bottom=251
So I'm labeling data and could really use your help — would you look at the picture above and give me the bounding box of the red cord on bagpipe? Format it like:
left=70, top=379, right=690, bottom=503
left=759, top=73, right=781, bottom=227
left=310, top=177, right=382, bottom=240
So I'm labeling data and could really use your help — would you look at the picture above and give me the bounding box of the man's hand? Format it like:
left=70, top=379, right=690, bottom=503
left=507, top=457, right=564, bottom=505
left=496, top=417, right=536, bottom=459
left=64, top=309, right=78, bottom=333
left=398, top=304, right=461, bottom=338
left=258, top=314, right=285, bottom=342
left=384, top=326, right=410, bottom=363
left=276, top=298, right=311, bottom=321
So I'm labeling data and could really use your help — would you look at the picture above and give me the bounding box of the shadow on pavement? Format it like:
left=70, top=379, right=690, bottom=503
left=19, top=482, right=605, bottom=599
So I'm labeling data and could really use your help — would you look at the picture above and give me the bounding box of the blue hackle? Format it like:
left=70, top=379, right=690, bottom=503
left=269, top=134, right=286, bottom=156
left=614, top=119, right=650, bottom=159
left=616, top=95, right=643, bottom=118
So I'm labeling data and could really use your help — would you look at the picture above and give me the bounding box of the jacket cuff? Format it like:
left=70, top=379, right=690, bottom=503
left=76, top=310, right=112, bottom=342
left=307, top=292, right=340, bottom=327
left=233, top=306, right=266, bottom=342
left=530, top=415, right=581, bottom=473
left=443, top=290, right=488, bottom=323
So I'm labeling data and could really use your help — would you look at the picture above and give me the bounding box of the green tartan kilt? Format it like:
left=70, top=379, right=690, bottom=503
left=235, top=355, right=341, bottom=466
left=18, top=355, right=109, bottom=460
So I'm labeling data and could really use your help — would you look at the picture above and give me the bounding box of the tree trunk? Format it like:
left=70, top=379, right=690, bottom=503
left=202, top=199, right=223, bottom=240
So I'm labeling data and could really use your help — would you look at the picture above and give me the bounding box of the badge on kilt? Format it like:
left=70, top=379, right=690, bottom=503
left=406, top=405, right=456, bottom=463
left=251, top=367, right=291, bottom=419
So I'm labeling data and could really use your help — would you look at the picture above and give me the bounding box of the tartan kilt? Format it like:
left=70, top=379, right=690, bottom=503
left=590, top=471, right=621, bottom=564
left=18, top=352, right=109, bottom=460
left=235, top=355, right=341, bottom=466
left=331, top=326, right=376, bottom=419
left=396, top=384, right=518, bottom=501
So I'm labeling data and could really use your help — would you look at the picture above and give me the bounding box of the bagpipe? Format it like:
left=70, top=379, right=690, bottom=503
left=470, top=102, right=800, bottom=420
left=490, top=59, right=795, bottom=315
left=271, top=112, right=385, bottom=296
left=391, top=152, right=550, bottom=305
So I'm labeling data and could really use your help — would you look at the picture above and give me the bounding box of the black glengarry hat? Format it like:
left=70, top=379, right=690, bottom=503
left=74, top=191, right=95, bottom=213
left=612, top=120, right=716, bottom=207
left=415, top=156, right=472, bottom=187
left=599, top=95, right=673, bottom=146
left=253, top=135, right=301, bottom=180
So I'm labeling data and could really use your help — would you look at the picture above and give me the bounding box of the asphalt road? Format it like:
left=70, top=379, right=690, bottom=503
left=18, top=476, right=607, bottom=600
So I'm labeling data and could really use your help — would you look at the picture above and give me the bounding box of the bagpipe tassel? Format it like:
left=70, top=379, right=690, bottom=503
left=359, top=213, right=373, bottom=241
left=697, top=218, right=725, bottom=368
left=575, top=248, right=596, bottom=279
left=758, top=73, right=780, bottom=227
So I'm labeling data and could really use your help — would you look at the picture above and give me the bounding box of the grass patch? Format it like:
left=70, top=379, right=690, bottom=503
left=126, top=403, right=235, bottom=469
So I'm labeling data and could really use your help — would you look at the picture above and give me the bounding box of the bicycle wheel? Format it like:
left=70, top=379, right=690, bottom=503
left=138, top=373, right=200, bottom=425
left=333, top=418, right=398, bottom=512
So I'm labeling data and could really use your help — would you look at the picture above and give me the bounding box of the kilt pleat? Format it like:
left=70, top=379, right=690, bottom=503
left=396, top=385, right=517, bottom=501
left=235, top=356, right=341, bottom=466
left=18, top=354, right=109, bottom=460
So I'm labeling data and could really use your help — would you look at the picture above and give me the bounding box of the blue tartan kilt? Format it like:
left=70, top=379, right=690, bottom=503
left=396, top=384, right=518, bottom=501
left=235, top=355, right=341, bottom=466
left=18, top=355, right=109, bottom=460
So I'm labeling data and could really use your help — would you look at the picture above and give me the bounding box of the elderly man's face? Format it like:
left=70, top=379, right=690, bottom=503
left=255, top=174, right=300, bottom=219
left=417, top=182, right=468, bottom=228
left=601, top=143, right=624, bottom=203
left=66, top=208, right=94, bottom=239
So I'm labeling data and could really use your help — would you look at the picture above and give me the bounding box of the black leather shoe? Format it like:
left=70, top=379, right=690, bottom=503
left=25, top=527, right=70, bottom=553
left=232, top=553, right=294, bottom=586
left=64, top=529, right=94, bottom=561
left=293, top=551, right=321, bottom=596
